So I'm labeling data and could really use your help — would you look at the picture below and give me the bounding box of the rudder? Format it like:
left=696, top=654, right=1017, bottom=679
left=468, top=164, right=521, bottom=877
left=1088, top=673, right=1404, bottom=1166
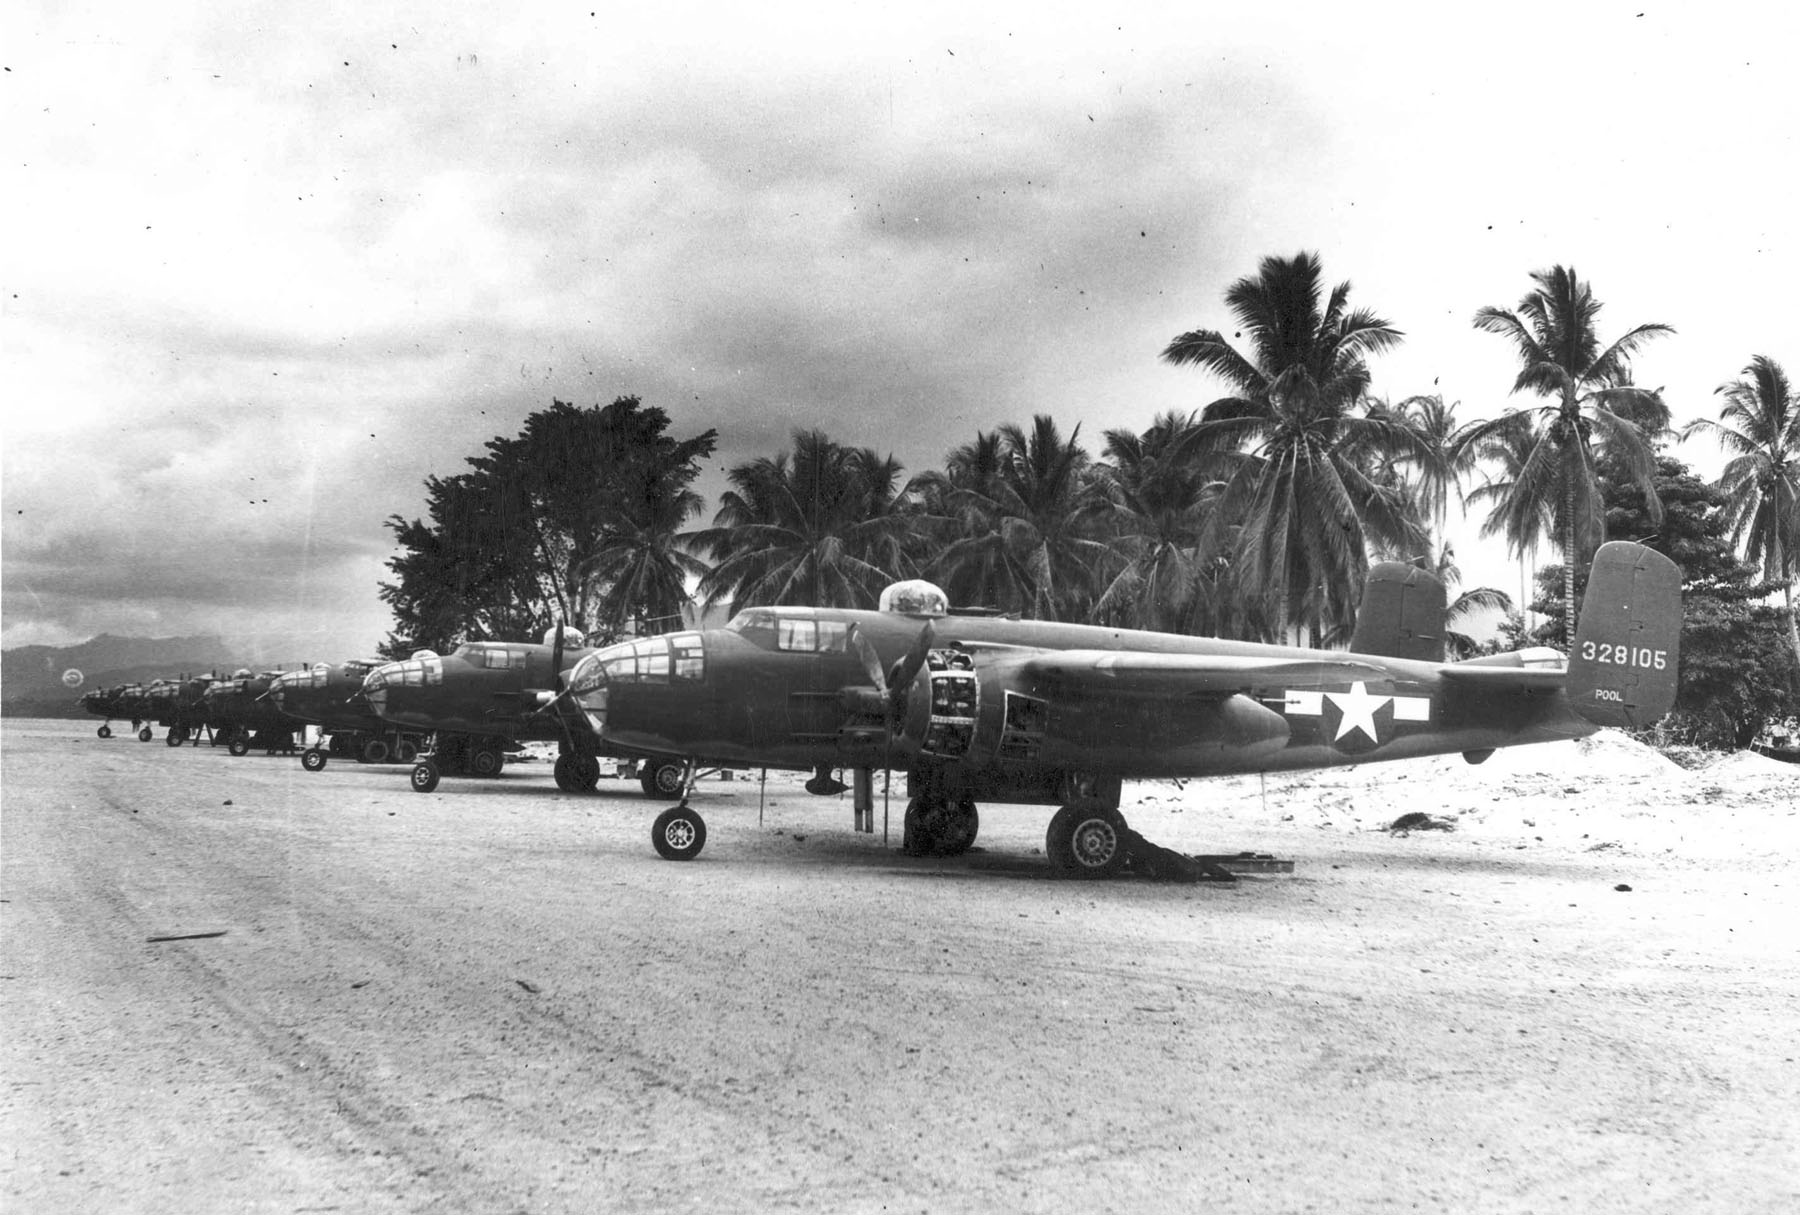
left=1568, top=541, right=1682, bottom=728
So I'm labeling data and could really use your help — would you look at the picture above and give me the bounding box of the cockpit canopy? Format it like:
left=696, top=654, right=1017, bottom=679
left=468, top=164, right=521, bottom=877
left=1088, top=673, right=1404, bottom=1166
left=540, top=626, right=587, bottom=648
left=878, top=580, right=949, bottom=618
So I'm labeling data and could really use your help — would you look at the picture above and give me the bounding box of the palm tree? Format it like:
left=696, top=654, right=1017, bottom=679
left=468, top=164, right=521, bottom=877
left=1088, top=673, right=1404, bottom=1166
left=1382, top=393, right=1482, bottom=541
left=693, top=431, right=919, bottom=610
left=932, top=416, right=1107, bottom=620
left=1161, top=251, right=1428, bottom=643
left=1089, top=412, right=1220, bottom=632
left=1683, top=355, right=1800, bottom=660
left=1455, top=266, right=1673, bottom=648
left=1423, top=543, right=1515, bottom=660
left=578, top=474, right=711, bottom=640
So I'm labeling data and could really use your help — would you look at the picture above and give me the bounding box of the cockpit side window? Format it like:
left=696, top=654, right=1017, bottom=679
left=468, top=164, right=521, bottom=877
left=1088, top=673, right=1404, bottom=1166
left=774, top=617, right=849, bottom=654
left=724, top=609, right=779, bottom=649
left=777, top=618, right=817, bottom=653
left=670, top=633, right=704, bottom=680
left=475, top=648, right=527, bottom=670
left=590, top=634, right=705, bottom=685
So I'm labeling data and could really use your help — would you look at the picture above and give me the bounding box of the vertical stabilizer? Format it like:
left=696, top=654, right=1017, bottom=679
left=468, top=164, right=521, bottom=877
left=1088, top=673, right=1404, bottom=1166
left=1568, top=542, right=1682, bottom=728
left=1350, top=563, right=1447, bottom=662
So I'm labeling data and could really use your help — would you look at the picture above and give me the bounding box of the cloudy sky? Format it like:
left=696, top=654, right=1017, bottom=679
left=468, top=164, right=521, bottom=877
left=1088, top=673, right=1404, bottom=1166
left=5, top=1, right=1794, bottom=660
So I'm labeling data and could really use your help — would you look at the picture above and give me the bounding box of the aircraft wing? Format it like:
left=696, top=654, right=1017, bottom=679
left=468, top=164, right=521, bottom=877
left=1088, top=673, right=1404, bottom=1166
left=1016, top=651, right=1393, bottom=699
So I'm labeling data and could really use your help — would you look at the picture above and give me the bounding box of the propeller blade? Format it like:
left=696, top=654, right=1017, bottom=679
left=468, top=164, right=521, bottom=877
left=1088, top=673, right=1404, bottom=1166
left=886, top=622, right=936, bottom=728
left=891, top=621, right=935, bottom=688
left=851, top=626, right=888, bottom=694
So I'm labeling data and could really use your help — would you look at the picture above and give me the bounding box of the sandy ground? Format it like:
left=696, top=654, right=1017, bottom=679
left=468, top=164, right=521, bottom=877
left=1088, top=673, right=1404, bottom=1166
left=2, top=717, right=1796, bottom=1214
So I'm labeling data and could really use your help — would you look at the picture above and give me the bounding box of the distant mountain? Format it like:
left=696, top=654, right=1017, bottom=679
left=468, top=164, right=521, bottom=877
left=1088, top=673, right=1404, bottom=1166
left=2, top=634, right=249, bottom=719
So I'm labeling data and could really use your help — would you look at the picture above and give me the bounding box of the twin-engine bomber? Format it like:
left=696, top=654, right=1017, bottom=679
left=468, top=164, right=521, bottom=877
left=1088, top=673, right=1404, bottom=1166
left=555, top=541, right=1682, bottom=873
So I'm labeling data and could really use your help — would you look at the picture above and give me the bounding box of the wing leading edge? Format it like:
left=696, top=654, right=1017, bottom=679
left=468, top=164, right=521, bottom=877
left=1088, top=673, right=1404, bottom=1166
left=1017, top=651, right=1393, bottom=699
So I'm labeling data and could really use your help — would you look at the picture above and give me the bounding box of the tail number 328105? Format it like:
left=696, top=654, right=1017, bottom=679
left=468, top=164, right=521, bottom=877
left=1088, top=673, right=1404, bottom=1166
left=1580, top=641, right=1668, bottom=670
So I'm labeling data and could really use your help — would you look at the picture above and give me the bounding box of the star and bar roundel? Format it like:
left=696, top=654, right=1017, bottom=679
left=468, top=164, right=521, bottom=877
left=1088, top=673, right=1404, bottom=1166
left=1278, top=680, right=1432, bottom=755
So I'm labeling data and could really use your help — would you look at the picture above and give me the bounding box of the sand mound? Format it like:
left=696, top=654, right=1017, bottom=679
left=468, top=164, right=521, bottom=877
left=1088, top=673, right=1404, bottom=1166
left=1700, top=749, right=1799, bottom=782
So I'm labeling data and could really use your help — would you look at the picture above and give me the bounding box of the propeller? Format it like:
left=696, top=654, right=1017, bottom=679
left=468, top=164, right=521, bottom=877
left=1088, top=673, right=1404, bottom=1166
left=850, top=620, right=935, bottom=734
left=527, top=621, right=582, bottom=722
left=845, top=621, right=937, bottom=835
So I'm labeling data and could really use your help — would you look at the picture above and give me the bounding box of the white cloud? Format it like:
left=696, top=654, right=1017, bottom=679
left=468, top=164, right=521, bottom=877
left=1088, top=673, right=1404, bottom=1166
left=5, top=1, right=1795, bottom=650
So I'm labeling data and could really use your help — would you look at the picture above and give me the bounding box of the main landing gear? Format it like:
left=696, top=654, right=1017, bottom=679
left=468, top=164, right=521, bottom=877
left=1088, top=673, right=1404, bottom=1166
left=899, top=772, right=1131, bottom=878
left=1044, top=804, right=1128, bottom=879
left=553, top=752, right=601, bottom=793
left=407, top=734, right=508, bottom=793
left=901, top=792, right=981, bottom=858
left=639, top=759, right=685, bottom=798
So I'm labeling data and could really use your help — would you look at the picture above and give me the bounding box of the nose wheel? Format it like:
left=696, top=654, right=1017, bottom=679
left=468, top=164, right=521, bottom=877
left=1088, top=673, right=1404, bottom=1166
left=651, top=805, right=707, bottom=861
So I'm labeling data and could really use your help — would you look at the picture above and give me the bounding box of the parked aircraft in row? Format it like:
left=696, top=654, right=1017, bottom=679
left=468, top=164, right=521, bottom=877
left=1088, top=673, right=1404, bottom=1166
left=77, top=542, right=1683, bottom=880
left=543, top=541, right=1681, bottom=874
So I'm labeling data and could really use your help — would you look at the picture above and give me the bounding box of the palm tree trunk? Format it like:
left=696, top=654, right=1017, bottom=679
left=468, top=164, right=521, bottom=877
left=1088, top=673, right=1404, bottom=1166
left=1564, top=478, right=1577, bottom=652
left=1786, top=582, right=1799, bottom=665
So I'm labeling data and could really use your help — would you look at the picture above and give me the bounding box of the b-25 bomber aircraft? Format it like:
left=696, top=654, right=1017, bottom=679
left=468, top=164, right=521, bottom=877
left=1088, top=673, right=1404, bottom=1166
left=80, top=682, right=153, bottom=739
left=562, top=541, right=1682, bottom=873
left=268, top=660, right=428, bottom=771
left=203, top=670, right=305, bottom=755
left=362, top=628, right=687, bottom=795
left=140, top=673, right=223, bottom=746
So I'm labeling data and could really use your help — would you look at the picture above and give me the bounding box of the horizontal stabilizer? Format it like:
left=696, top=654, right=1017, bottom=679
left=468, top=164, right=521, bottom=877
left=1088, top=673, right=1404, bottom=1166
left=1568, top=541, right=1683, bottom=728
left=1434, top=665, right=1566, bottom=692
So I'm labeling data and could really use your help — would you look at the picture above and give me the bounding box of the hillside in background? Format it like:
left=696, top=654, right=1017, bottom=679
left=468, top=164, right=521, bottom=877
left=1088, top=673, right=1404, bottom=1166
left=2, top=635, right=250, bottom=718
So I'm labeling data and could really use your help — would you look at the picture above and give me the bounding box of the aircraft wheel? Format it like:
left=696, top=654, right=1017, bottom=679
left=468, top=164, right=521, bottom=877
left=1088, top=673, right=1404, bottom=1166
left=138, top=726, right=153, bottom=742
left=902, top=795, right=979, bottom=856
left=936, top=797, right=980, bottom=856
left=394, top=740, right=418, bottom=764
left=572, top=754, right=601, bottom=793
left=165, top=727, right=186, bottom=747
left=410, top=760, right=441, bottom=793
left=901, top=798, right=926, bottom=855
left=468, top=745, right=504, bottom=778
left=361, top=738, right=391, bottom=764
left=1046, top=804, right=1127, bottom=879
left=98, top=725, right=113, bottom=739
left=651, top=805, right=707, bottom=861
left=227, top=736, right=251, bottom=757
left=301, top=747, right=328, bottom=772
left=553, top=753, right=575, bottom=791
left=640, top=760, right=684, bottom=798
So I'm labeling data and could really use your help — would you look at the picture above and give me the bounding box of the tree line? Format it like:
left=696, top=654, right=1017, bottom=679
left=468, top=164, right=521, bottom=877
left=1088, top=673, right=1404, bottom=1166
left=380, top=253, right=1800, bottom=745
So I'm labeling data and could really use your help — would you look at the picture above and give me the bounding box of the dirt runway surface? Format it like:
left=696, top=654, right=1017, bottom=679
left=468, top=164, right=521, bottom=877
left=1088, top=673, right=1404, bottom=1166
left=3, top=718, right=1796, bottom=1213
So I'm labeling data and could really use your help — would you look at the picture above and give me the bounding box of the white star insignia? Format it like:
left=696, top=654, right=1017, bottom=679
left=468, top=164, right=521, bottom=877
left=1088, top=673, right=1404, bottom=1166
left=1326, top=681, right=1390, bottom=743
